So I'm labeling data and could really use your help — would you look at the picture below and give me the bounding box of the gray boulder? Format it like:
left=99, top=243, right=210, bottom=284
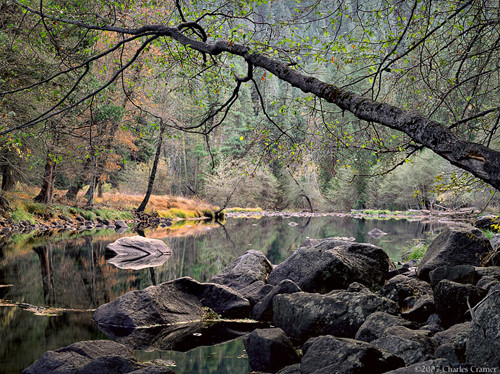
left=429, top=265, right=477, bottom=287
left=466, top=284, right=500, bottom=367
left=22, top=340, right=173, bottom=374
left=236, top=280, right=273, bottom=306
left=252, top=279, right=301, bottom=321
left=300, top=336, right=404, bottom=374
left=210, top=250, right=273, bottom=291
left=94, top=277, right=250, bottom=329
left=355, top=312, right=416, bottom=342
left=244, top=328, right=300, bottom=373
left=417, top=227, right=492, bottom=282
left=491, top=234, right=500, bottom=250
left=105, top=236, right=172, bottom=270
left=268, top=239, right=390, bottom=293
left=273, top=289, right=398, bottom=342
left=371, top=326, right=436, bottom=365
left=380, top=274, right=436, bottom=323
left=434, top=280, right=485, bottom=328
left=434, top=322, right=471, bottom=363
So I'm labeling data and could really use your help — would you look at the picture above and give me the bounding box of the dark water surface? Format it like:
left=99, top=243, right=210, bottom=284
left=0, top=216, right=447, bottom=374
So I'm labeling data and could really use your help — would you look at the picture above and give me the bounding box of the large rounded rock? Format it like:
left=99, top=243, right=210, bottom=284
left=300, top=336, right=404, bottom=374
left=94, top=277, right=250, bottom=329
left=417, top=227, right=492, bottom=282
left=273, top=289, right=398, bottom=342
left=466, top=284, right=500, bottom=367
left=244, top=328, right=299, bottom=373
left=268, top=239, right=390, bottom=293
left=210, top=250, right=273, bottom=291
left=106, top=236, right=172, bottom=270
left=434, top=280, right=485, bottom=328
left=434, top=322, right=471, bottom=363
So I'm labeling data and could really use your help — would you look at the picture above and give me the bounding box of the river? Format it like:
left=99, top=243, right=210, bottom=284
left=0, top=215, right=448, bottom=373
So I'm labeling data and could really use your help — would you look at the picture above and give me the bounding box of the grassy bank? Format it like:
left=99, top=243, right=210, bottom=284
left=1, top=186, right=220, bottom=225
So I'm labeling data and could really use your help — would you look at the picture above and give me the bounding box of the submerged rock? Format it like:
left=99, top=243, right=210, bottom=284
left=268, top=238, right=390, bottom=293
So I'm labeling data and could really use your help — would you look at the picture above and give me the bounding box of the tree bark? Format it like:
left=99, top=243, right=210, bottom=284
left=1, top=164, right=16, bottom=191
left=34, top=155, right=55, bottom=204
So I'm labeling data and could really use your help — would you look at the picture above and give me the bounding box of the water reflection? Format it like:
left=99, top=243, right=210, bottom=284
left=0, top=216, right=448, bottom=374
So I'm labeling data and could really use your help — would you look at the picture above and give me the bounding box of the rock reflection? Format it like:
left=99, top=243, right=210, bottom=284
left=98, top=321, right=267, bottom=352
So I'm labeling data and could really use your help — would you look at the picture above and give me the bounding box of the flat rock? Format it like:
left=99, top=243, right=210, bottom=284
left=300, top=336, right=404, bottom=374
left=417, top=227, right=492, bottom=282
left=210, top=250, right=273, bottom=291
left=273, top=289, right=398, bottom=343
left=428, top=265, right=477, bottom=287
left=268, top=239, right=390, bottom=293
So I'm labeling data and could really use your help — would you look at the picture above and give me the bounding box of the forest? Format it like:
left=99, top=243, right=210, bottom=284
left=1, top=0, right=499, bottom=215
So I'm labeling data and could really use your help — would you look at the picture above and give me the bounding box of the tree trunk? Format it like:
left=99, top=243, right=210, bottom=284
left=1, top=164, right=16, bottom=191
left=34, top=156, right=55, bottom=204
left=137, top=124, right=164, bottom=212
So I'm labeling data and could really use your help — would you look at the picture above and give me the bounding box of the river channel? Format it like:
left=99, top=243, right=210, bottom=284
left=0, top=215, right=448, bottom=373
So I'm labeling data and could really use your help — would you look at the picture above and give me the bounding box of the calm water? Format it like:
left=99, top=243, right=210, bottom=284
left=0, top=216, right=447, bottom=374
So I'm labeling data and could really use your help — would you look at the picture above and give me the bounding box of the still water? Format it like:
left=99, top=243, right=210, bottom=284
left=0, top=215, right=447, bottom=373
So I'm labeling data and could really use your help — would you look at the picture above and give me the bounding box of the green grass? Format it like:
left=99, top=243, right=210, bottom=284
left=225, top=207, right=263, bottom=213
left=407, top=244, right=428, bottom=260
left=10, top=207, right=36, bottom=223
left=482, top=230, right=495, bottom=240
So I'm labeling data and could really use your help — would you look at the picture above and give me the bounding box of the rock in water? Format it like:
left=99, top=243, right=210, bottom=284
left=417, top=227, right=492, bottom=282
left=94, top=277, right=250, bottom=329
left=268, top=239, right=390, bottom=293
left=210, top=250, right=273, bottom=291
left=244, top=328, right=299, bottom=373
left=106, top=236, right=172, bottom=270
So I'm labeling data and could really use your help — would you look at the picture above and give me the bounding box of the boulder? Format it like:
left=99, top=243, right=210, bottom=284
left=475, top=266, right=500, bottom=291
left=355, top=312, right=416, bottom=342
left=94, top=277, right=250, bottom=329
left=466, top=284, right=500, bottom=367
left=277, top=364, right=301, bottom=374
left=380, top=275, right=436, bottom=323
left=428, top=265, right=477, bottom=287
left=491, top=234, right=500, bottom=250
left=434, top=322, right=471, bottom=363
left=300, top=336, right=404, bottom=374
left=105, top=236, right=172, bottom=270
left=417, top=227, right=492, bottom=282
left=114, top=220, right=129, bottom=229
left=252, top=279, right=301, bottom=321
left=370, top=326, right=436, bottom=365
left=22, top=340, right=173, bottom=374
left=268, top=239, right=390, bottom=293
left=434, top=280, right=485, bottom=328
left=210, top=250, right=273, bottom=291
left=273, top=289, right=398, bottom=342
left=237, top=280, right=273, bottom=306
left=244, top=328, right=300, bottom=373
